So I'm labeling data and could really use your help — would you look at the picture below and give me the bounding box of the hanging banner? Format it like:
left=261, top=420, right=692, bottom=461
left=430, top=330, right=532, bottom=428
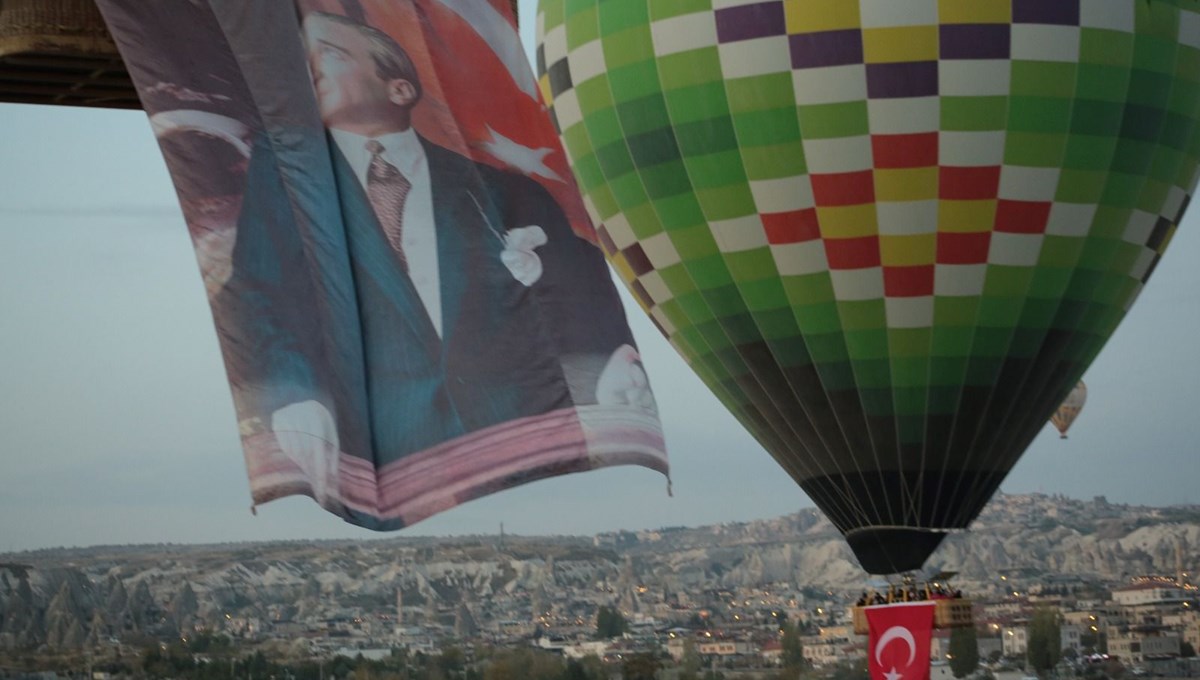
left=94, top=0, right=667, bottom=527
left=866, top=602, right=936, bottom=680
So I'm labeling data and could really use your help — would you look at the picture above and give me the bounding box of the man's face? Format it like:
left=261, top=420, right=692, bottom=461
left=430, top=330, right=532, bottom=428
left=304, top=16, right=400, bottom=129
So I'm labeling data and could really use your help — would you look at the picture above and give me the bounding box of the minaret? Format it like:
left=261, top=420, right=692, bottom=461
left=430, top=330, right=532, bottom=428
left=396, top=588, right=403, bottom=626
left=1176, top=536, right=1189, bottom=586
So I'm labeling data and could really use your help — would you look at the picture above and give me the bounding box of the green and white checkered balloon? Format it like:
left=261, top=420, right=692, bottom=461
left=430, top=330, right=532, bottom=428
left=537, top=0, right=1199, bottom=573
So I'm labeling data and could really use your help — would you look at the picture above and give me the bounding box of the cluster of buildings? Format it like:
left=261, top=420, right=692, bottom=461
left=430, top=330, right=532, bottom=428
left=16, top=496, right=1193, bottom=677
left=985, top=575, right=1200, bottom=671
left=196, top=565, right=1199, bottom=676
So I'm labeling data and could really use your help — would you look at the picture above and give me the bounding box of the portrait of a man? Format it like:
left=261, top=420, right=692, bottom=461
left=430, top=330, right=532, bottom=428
left=95, top=0, right=666, bottom=528
left=222, top=9, right=656, bottom=514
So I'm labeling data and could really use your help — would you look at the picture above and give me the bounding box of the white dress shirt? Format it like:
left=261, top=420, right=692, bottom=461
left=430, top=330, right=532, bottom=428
left=329, top=127, right=442, bottom=337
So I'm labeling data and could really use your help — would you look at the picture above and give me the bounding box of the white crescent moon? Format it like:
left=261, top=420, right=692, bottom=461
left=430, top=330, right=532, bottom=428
left=875, top=625, right=917, bottom=667
left=149, top=109, right=253, bottom=159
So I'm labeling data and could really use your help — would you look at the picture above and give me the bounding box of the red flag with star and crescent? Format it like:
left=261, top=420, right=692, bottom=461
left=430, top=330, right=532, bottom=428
left=866, top=603, right=936, bottom=680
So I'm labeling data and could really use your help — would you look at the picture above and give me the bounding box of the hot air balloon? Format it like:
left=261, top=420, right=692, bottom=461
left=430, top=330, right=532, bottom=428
left=536, top=0, right=1198, bottom=574
left=1051, top=380, right=1088, bottom=438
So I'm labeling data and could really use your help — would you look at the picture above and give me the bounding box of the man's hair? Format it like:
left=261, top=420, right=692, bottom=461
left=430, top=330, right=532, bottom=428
left=307, top=11, right=423, bottom=103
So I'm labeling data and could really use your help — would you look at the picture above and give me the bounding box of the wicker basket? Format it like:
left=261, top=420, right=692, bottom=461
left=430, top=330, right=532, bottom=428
left=0, top=0, right=523, bottom=110
left=0, top=0, right=139, bottom=108
left=851, top=599, right=975, bottom=635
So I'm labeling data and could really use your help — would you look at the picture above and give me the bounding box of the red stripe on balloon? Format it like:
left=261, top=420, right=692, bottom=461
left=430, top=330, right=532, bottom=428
left=762, top=208, right=821, bottom=244
left=884, top=265, right=935, bottom=296
left=939, top=166, right=1001, bottom=200
left=872, top=133, right=938, bottom=168
left=937, top=231, right=992, bottom=264
left=811, top=170, right=875, bottom=206
left=995, top=199, right=1052, bottom=233
left=824, top=236, right=881, bottom=269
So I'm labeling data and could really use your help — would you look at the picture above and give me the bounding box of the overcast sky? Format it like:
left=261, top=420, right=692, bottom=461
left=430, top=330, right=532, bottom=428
left=0, top=1, right=1197, bottom=553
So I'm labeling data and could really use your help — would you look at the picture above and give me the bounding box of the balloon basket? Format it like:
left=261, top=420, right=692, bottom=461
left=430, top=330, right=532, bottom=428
left=852, top=598, right=973, bottom=635
left=0, top=0, right=142, bottom=109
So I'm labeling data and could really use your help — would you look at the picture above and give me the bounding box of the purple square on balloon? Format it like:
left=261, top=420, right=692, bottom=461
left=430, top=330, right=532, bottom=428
left=866, top=62, right=938, bottom=98
left=715, top=1, right=786, bottom=43
left=940, top=24, right=1010, bottom=60
left=790, top=29, right=864, bottom=68
left=1013, top=0, right=1080, bottom=25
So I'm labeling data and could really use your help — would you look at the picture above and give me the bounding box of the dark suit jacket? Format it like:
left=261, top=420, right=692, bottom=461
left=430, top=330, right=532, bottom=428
left=219, top=130, right=633, bottom=468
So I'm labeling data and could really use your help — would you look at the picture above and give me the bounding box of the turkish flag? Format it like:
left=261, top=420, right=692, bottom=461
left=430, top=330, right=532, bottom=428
left=866, top=602, right=936, bottom=680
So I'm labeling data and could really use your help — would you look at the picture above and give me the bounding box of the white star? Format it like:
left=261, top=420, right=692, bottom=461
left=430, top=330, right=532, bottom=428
left=884, top=667, right=904, bottom=680
left=479, top=125, right=564, bottom=182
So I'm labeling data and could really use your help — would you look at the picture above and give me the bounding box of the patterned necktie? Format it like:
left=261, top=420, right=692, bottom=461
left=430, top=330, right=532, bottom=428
left=365, top=139, right=412, bottom=269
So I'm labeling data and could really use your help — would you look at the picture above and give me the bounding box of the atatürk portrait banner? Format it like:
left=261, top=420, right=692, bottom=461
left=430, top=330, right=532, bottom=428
left=95, top=0, right=667, bottom=528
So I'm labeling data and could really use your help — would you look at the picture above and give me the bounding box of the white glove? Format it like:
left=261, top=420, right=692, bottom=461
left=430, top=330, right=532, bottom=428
left=595, top=344, right=657, bottom=413
left=271, top=400, right=341, bottom=508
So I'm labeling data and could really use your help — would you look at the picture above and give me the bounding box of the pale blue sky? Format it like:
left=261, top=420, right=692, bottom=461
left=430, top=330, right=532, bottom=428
left=0, top=1, right=1196, bottom=551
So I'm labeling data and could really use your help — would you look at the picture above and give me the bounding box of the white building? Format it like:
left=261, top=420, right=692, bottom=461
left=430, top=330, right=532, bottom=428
left=1108, top=632, right=1181, bottom=662
left=332, top=647, right=391, bottom=661
left=802, top=638, right=842, bottom=666
left=1113, top=583, right=1186, bottom=607
left=697, top=640, right=753, bottom=656
left=930, top=631, right=951, bottom=661
left=665, top=633, right=752, bottom=660
left=561, top=640, right=611, bottom=660
left=1002, top=626, right=1028, bottom=657
left=1062, top=625, right=1083, bottom=654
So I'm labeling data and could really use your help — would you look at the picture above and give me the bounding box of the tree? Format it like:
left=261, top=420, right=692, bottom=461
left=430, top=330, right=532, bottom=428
left=781, top=622, right=806, bottom=677
left=331, top=656, right=355, bottom=680
left=559, top=655, right=606, bottom=680
left=595, top=606, right=628, bottom=639
left=563, top=658, right=589, bottom=680
left=830, top=658, right=869, bottom=680
left=673, top=638, right=701, bottom=680
left=1026, top=608, right=1062, bottom=675
left=1180, top=641, right=1196, bottom=658
left=621, top=652, right=661, bottom=680
left=438, top=646, right=465, bottom=676
left=483, top=648, right=563, bottom=680
left=949, top=625, right=980, bottom=678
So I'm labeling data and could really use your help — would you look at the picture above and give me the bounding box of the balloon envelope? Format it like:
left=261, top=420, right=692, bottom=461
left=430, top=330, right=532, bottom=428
left=1051, top=381, right=1088, bottom=438
left=537, top=0, right=1199, bottom=573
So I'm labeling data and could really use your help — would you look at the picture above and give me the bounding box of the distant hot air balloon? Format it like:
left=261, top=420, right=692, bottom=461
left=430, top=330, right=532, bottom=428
left=537, top=0, right=1197, bottom=574
left=1051, top=381, right=1088, bottom=439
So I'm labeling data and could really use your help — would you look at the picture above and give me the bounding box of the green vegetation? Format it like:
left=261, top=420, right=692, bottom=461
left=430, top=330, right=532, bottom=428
left=481, top=647, right=568, bottom=680
left=620, top=652, right=661, bottom=680
left=1027, top=607, right=1062, bottom=675
left=595, top=605, right=628, bottom=639
left=780, top=622, right=806, bottom=679
left=949, top=625, right=980, bottom=678
left=679, top=638, right=701, bottom=680
left=828, top=658, right=869, bottom=680
left=113, top=645, right=619, bottom=680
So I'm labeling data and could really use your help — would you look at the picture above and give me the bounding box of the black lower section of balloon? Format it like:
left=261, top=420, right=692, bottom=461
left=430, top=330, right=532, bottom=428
left=846, top=528, right=949, bottom=575
left=799, top=468, right=997, bottom=574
